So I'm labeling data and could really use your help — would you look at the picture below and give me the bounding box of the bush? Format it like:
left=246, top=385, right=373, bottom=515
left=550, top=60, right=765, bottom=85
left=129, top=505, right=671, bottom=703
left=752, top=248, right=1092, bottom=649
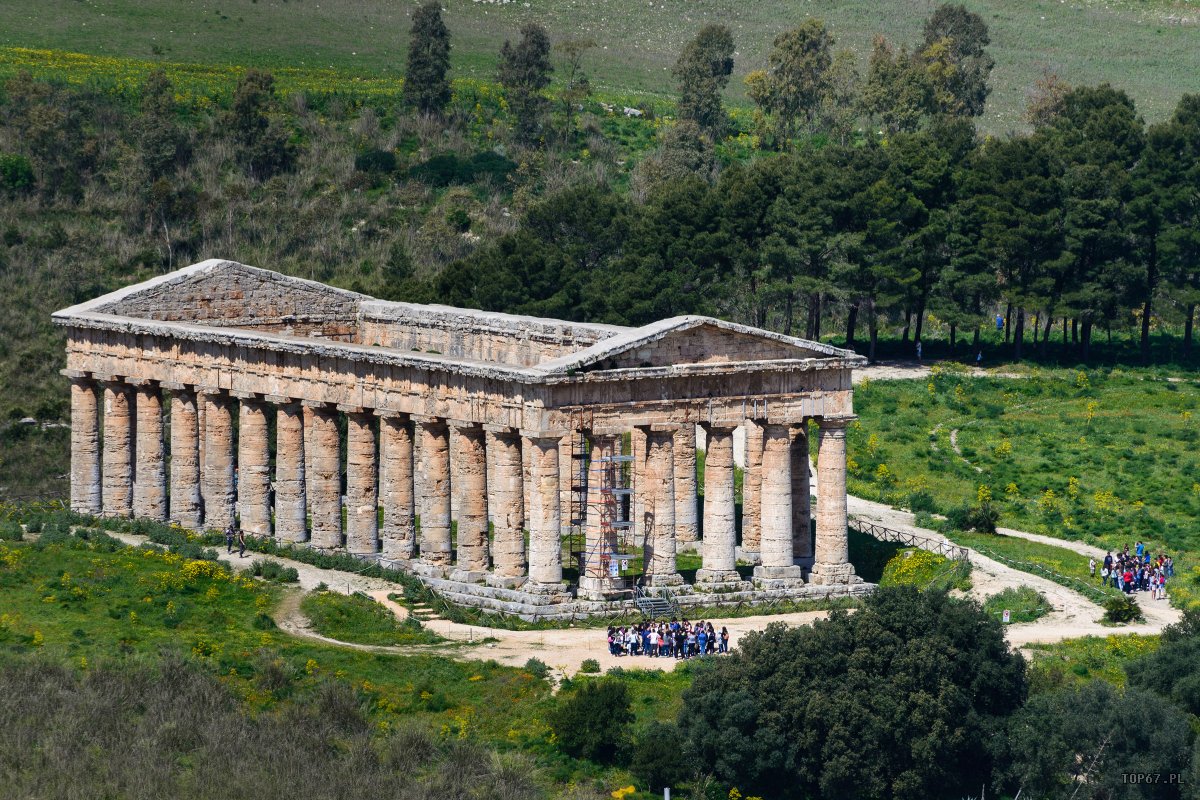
left=1103, top=595, right=1141, bottom=624
left=905, top=489, right=938, bottom=514
left=630, top=721, right=690, bottom=791
left=550, top=678, right=634, bottom=762
left=408, top=150, right=516, bottom=187
left=0, top=520, right=24, bottom=541
left=578, top=658, right=600, bottom=674
left=944, top=502, right=999, bottom=533
left=0, top=153, right=34, bottom=193
left=524, top=658, right=550, bottom=680
left=250, top=559, right=300, bottom=583
left=354, top=148, right=397, bottom=174
left=983, top=586, right=1049, bottom=624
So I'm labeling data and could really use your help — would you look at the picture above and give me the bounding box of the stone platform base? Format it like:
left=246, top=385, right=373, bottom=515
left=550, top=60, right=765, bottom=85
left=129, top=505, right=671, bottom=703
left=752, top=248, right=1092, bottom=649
left=370, top=555, right=873, bottom=621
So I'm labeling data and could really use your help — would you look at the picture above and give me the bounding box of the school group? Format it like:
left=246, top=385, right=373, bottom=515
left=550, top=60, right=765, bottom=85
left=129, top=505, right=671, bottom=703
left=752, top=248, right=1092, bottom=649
left=1092, top=540, right=1173, bottom=600
left=607, top=620, right=729, bottom=658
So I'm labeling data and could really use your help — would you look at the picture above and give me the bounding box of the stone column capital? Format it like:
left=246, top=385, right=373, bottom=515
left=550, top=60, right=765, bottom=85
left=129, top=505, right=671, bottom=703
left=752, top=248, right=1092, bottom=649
left=816, top=416, right=854, bottom=435
left=700, top=422, right=739, bottom=434
left=197, top=386, right=227, bottom=398
left=61, top=368, right=92, bottom=382
left=412, top=414, right=447, bottom=428
left=519, top=428, right=568, bottom=440
left=160, top=381, right=193, bottom=393
left=125, top=377, right=158, bottom=388
left=336, top=403, right=368, bottom=414
left=301, top=399, right=335, bottom=409
left=448, top=419, right=483, bottom=433
left=374, top=408, right=408, bottom=419
left=482, top=423, right=518, bottom=435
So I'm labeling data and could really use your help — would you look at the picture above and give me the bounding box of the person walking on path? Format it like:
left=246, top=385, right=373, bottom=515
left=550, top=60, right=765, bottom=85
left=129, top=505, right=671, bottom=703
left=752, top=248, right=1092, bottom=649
left=225, top=524, right=235, bottom=554
left=237, top=529, right=247, bottom=558
left=1089, top=557, right=1096, bottom=580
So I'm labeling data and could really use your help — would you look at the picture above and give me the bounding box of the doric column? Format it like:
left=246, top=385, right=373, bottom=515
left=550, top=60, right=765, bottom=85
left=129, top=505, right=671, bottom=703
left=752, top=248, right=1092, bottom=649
left=580, top=435, right=621, bottom=598
left=487, top=426, right=526, bottom=584
left=451, top=422, right=489, bottom=580
left=810, top=418, right=859, bottom=585
left=697, top=425, right=740, bottom=584
left=167, top=386, right=201, bottom=529
left=237, top=395, right=272, bottom=536
left=643, top=427, right=683, bottom=587
left=674, top=424, right=699, bottom=551
left=378, top=412, right=415, bottom=560
left=344, top=409, right=379, bottom=555
left=68, top=375, right=101, bottom=515
left=631, top=427, right=647, bottom=545
left=741, top=419, right=764, bottom=559
left=306, top=403, right=342, bottom=549
left=101, top=379, right=134, bottom=518
left=791, top=423, right=813, bottom=564
left=131, top=381, right=167, bottom=521
left=200, top=389, right=236, bottom=530
left=753, top=423, right=804, bottom=587
left=274, top=400, right=308, bottom=543
left=525, top=433, right=563, bottom=589
left=416, top=417, right=452, bottom=568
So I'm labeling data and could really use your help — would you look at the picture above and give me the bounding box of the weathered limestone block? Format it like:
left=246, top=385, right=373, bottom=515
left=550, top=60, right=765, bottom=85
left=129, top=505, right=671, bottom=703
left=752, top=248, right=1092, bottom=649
left=201, top=391, right=236, bottom=530
left=487, top=427, right=525, bottom=583
left=526, top=434, right=563, bottom=589
left=696, top=425, right=739, bottom=583
left=307, top=404, right=342, bottom=549
left=69, top=378, right=101, bottom=515
left=237, top=397, right=272, bottom=536
left=417, top=418, right=452, bottom=567
left=791, top=423, right=813, bottom=563
left=132, top=384, right=167, bottom=521
left=275, top=402, right=308, bottom=543
left=674, top=424, right=699, bottom=549
left=101, top=381, right=134, bottom=518
left=379, top=413, right=415, bottom=560
left=345, top=411, right=379, bottom=555
left=754, top=423, right=804, bottom=588
left=452, top=423, right=489, bottom=580
left=810, top=418, right=858, bottom=585
left=643, top=428, right=683, bottom=587
left=169, top=389, right=202, bottom=529
left=741, top=419, right=764, bottom=558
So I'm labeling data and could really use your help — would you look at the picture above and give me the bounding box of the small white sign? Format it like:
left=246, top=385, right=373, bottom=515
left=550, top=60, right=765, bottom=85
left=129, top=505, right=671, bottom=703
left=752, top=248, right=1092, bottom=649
left=1002, top=609, right=1011, bottom=624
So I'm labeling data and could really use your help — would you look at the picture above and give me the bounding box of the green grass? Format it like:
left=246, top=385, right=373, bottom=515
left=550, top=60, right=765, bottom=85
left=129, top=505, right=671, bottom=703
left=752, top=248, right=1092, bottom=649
left=879, top=546, right=972, bottom=592
left=301, top=590, right=443, bottom=646
left=1, top=0, right=1198, bottom=129
left=983, top=585, right=1049, bottom=624
left=851, top=366, right=1200, bottom=601
left=1024, top=633, right=1160, bottom=694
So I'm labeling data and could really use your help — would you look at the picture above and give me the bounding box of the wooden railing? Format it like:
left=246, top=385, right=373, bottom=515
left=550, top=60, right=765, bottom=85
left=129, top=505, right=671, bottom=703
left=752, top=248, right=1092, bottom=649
left=849, top=517, right=970, bottom=564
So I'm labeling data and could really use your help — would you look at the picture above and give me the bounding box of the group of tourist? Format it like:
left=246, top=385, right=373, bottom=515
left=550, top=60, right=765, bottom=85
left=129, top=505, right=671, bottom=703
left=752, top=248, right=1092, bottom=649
left=1090, top=541, right=1173, bottom=600
left=607, top=620, right=729, bottom=658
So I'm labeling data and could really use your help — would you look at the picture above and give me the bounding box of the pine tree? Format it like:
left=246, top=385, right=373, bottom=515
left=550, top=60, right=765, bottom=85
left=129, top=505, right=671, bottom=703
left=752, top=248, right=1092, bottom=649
left=497, top=23, right=553, bottom=145
left=919, top=3, right=994, bottom=117
left=673, top=24, right=735, bottom=138
left=403, top=2, right=451, bottom=114
left=745, top=19, right=834, bottom=145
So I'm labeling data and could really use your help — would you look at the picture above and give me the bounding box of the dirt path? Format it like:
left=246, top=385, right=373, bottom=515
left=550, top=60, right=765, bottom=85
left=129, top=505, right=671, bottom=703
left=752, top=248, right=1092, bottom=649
left=854, top=360, right=1024, bottom=384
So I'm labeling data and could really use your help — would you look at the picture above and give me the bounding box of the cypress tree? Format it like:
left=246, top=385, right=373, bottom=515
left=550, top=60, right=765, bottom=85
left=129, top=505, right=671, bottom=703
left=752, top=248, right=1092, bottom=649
left=403, top=1, right=452, bottom=114
left=497, top=23, right=553, bottom=145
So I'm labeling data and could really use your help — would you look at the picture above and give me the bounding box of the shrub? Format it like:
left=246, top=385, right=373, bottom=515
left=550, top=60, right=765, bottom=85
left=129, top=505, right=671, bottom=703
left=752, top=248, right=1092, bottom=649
left=630, top=721, right=690, bottom=791
left=906, top=489, right=938, bottom=514
left=408, top=150, right=516, bottom=187
left=983, top=586, right=1049, bottom=624
left=0, top=520, right=23, bottom=541
left=550, top=678, right=634, bottom=762
left=523, top=658, right=550, bottom=680
left=0, top=153, right=34, bottom=193
left=1103, top=595, right=1140, bottom=624
left=944, top=502, right=999, bottom=533
left=250, top=559, right=300, bottom=583
left=354, top=148, right=397, bottom=174
left=578, top=658, right=600, bottom=674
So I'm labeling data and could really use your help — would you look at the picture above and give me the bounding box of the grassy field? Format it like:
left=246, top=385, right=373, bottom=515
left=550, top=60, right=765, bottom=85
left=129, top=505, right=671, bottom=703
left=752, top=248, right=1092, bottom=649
left=1, top=0, right=1199, bottom=128
left=852, top=366, right=1200, bottom=547
left=1025, top=633, right=1160, bottom=692
left=301, top=589, right=443, bottom=646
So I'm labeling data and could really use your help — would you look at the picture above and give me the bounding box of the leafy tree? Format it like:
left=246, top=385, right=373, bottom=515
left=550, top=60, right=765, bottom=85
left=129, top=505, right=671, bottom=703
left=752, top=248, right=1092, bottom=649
left=1126, top=606, right=1200, bottom=715
left=678, top=587, right=1027, bottom=800
left=1024, top=65, right=1071, bottom=128
left=859, top=36, right=934, bottom=135
left=919, top=3, right=994, bottom=117
left=997, top=681, right=1190, bottom=799
left=137, top=70, right=188, bottom=181
left=550, top=678, right=634, bottom=763
left=746, top=19, right=834, bottom=146
left=498, top=23, right=553, bottom=145
left=554, top=37, right=596, bottom=139
left=630, top=120, right=717, bottom=201
left=403, top=1, right=452, bottom=114
left=673, top=24, right=735, bottom=138
left=225, top=69, right=294, bottom=179
left=819, top=48, right=862, bottom=147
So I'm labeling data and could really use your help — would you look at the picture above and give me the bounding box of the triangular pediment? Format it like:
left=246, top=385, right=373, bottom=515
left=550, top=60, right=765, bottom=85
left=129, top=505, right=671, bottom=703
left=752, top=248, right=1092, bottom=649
left=85, top=259, right=366, bottom=326
left=538, top=316, right=854, bottom=373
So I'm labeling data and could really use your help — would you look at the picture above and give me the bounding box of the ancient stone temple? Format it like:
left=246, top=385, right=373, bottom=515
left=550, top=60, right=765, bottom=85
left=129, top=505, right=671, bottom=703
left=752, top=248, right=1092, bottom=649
left=54, top=259, right=870, bottom=617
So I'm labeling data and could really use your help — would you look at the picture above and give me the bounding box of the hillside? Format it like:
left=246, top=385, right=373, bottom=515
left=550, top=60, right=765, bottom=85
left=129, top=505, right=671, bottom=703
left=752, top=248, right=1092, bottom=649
left=1, top=0, right=1199, bottom=130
